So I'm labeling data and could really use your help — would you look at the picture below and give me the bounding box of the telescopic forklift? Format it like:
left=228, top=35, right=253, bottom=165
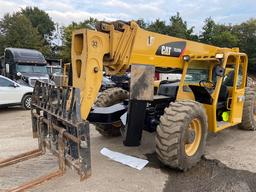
left=1, top=20, right=255, bottom=190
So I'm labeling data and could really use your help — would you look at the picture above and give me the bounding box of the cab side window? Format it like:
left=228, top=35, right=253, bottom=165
left=223, top=64, right=243, bottom=88
left=0, top=77, right=13, bottom=87
left=237, top=63, right=243, bottom=89
left=223, top=70, right=234, bottom=86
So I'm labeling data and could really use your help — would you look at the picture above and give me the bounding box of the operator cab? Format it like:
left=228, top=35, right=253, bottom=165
left=181, top=60, right=217, bottom=105
left=173, top=54, right=247, bottom=132
left=146, top=56, right=246, bottom=132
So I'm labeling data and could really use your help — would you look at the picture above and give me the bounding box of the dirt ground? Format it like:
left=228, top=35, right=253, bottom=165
left=1, top=107, right=256, bottom=192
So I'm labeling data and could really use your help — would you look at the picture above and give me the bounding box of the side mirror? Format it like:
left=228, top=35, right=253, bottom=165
left=6, top=63, right=10, bottom=73
left=215, top=65, right=225, bottom=77
left=12, top=83, right=19, bottom=88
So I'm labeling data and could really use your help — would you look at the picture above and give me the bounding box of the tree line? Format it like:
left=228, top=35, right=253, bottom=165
left=0, top=7, right=256, bottom=71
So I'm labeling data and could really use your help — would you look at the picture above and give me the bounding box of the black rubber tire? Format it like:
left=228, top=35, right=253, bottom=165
left=22, top=94, right=32, bottom=110
left=239, top=87, right=256, bottom=130
left=155, top=100, right=208, bottom=171
left=95, top=88, right=129, bottom=137
left=247, top=76, right=256, bottom=87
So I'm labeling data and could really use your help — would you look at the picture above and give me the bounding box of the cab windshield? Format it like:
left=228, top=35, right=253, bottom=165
left=47, top=67, right=62, bottom=75
left=185, top=69, right=209, bottom=83
left=16, top=64, right=48, bottom=74
left=185, top=61, right=211, bottom=84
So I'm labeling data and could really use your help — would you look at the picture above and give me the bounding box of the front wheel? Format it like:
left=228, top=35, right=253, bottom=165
left=156, top=100, right=208, bottom=171
left=22, top=94, right=32, bottom=110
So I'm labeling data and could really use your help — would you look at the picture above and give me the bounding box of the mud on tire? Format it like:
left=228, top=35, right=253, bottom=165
left=95, top=88, right=129, bottom=137
left=156, top=100, right=208, bottom=171
left=239, top=87, right=256, bottom=130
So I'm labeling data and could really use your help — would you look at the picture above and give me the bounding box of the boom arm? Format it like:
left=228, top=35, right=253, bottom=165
left=71, top=21, right=222, bottom=120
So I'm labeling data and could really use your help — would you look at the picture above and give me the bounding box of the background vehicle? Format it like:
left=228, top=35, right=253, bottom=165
left=0, top=75, right=33, bottom=109
left=0, top=48, right=50, bottom=87
left=46, top=58, right=63, bottom=86
left=101, top=76, right=116, bottom=91
left=0, top=56, right=4, bottom=75
left=46, top=58, right=62, bottom=67
left=110, top=73, right=130, bottom=91
left=63, top=63, right=120, bottom=90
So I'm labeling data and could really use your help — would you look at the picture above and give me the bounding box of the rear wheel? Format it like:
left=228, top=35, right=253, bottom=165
left=95, top=88, right=129, bottom=137
left=247, top=76, right=256, bottom=87
left=239, top=87, right=256, bottom=130
left=156, top=100, right=208, bottom=171
left=22, top=94, right=32, bottom=110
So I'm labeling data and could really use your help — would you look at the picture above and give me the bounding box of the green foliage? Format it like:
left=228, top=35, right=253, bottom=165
left=144, top=13, right=196, bottom=40
left=200, top=18, right=256, bottom=70
left=232, top=19, right=256, bottom=71
left=0, top=6, right=55, bottom=57
left=0, top=13, right=43, bottom=55
left=21, top=7, right=55, bottom=57
left=200, top=18, right=238, bottom=47
left=136, top=19, right=147, bottom=29
left=21, top=7, right=55, bottom=39
left=147, top=19, right=169, bottom=35
left=168, top=12, right=195, bottom=40
left=59, top=13, right=256, bottom=71
left=0, top=7, right=256, bottom=72
left=200, top=18, right=215, bottom=44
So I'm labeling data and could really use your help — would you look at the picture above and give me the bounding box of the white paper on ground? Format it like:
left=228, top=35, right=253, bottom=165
left=100, top=147, right=149, bottom=170
left=120, top=112, right=127, bottom=125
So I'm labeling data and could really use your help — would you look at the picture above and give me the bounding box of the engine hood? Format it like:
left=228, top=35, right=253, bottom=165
left=18, top=72, right=50, bottom=87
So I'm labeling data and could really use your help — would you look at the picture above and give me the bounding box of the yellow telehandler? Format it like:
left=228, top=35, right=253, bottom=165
left=1, top=20, right=255, bottom=190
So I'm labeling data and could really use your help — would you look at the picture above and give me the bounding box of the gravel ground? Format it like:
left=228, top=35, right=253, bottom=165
left=1, top=107, right=256, bottom=192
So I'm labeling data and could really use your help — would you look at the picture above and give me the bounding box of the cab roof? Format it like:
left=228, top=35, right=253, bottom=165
left=5, top=48, right=47, bottom=64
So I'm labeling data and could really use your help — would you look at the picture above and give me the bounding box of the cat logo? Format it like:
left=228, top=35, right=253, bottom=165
left=161, top=46, right=172, bottom=55
left=156, top=41, right=186, bottom=57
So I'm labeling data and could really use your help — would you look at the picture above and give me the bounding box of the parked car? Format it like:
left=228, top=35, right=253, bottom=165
left=101, top=76, right=116, bottom=91
left=0, top=75, right=33, bottom=109
left=110, top=74, right=130, bottom=91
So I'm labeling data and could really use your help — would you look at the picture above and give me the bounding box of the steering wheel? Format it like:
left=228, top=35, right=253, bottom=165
left=199, top=80, right=215, bottom=92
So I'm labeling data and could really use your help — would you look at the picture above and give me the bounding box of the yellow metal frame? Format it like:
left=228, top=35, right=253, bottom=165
left=71, top=21, right=248, bottom=133
left=72, top=29, right=110, bottom=119
left=176, top=51, right=248, bottom=132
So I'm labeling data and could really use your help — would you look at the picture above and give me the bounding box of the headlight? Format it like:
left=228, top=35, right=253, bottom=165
left=216, top=53, right=224, bottom=59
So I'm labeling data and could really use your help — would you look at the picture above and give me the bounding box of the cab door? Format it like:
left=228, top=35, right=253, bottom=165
left=228, top=55, right=247, bottom=124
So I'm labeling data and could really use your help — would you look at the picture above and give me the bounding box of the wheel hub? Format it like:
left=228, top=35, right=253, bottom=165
left=186, top=129, right=196, bottom=144
left=185, top=118, right=202, bottom=157
left=25, top=97, right=31, bottom=108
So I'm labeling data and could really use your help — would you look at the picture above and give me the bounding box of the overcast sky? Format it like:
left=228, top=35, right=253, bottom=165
left=0, top=0, right=256, bottom=34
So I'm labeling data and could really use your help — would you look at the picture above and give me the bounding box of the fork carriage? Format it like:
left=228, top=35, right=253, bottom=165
left=0, top=81, right=91, bottom=191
